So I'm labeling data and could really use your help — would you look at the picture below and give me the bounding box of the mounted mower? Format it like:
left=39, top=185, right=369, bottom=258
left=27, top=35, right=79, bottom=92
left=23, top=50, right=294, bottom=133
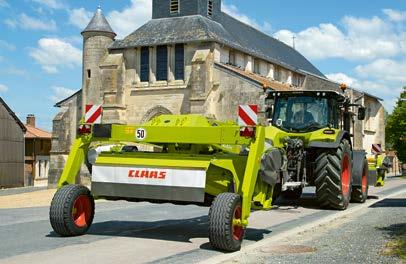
left=49, top=89, right=373, bottom=252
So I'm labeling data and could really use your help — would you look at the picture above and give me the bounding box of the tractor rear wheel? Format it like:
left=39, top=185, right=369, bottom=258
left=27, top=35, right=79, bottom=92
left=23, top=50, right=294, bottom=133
left=50, top=185, right=95, bottom=236
left=315, top=140, right=352, bottom=210
left=351, top=159, right=369, bottom=203
left=208, top=193, right=245, bottom=251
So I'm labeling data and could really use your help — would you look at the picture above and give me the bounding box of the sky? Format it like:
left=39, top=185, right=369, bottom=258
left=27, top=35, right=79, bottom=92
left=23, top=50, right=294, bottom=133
left=0, top=0, right=405, bottom=130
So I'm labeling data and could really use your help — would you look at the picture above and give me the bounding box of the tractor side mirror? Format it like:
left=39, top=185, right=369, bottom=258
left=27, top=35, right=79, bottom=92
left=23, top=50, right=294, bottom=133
left=358, top=107, right=366, bottom=120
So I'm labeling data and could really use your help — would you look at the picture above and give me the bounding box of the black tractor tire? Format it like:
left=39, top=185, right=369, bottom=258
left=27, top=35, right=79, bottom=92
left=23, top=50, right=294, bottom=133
left=50, top=185, right=95, bottom=236
left=208, top=193, right=245, bottom=251
left=315, top=140, right=352, bottom=210
left=351, top=158, right=369, bottom=203
left=271, top=183, right=282, bottom=205
left=281, top=188, right=303, bottom=200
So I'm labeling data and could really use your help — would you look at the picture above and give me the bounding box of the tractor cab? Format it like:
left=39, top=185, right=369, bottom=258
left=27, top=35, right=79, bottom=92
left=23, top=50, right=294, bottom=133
left=266, top=90, right=364, bottom=133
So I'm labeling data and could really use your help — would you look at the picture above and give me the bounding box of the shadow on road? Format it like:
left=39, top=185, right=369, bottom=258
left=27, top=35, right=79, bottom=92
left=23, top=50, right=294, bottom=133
left=369, top=198, right=406, bottom=208
left=47, top=215, right=271, bottom=245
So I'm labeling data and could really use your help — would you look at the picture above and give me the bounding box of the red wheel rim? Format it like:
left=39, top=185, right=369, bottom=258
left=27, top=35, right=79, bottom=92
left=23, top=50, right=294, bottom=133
left=361, top=166, right=367, bottom=193
left=232, top=206, right=244, bottom=241
left=341, top=155, right=350, bottom=197
left=72, top=195, right=92, bottom=228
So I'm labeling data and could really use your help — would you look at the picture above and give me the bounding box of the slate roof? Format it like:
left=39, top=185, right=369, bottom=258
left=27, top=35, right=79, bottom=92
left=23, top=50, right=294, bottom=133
left=54, top=90, right=81, bottom=107
left=0, top=97, right=26, bottom=132
left=110, top=13, right=325, bottom=78
left=215, top=63, right=294, bottom=91
left=82, top=7, right=116, bottom=36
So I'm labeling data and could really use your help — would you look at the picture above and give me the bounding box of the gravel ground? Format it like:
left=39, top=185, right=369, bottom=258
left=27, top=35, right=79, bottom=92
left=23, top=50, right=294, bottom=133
left=228, top=194, right=406, bottom=264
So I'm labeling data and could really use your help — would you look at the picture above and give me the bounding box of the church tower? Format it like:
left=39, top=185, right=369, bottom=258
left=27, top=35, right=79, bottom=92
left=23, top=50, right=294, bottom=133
left=81, top=7, right=116, bottom=112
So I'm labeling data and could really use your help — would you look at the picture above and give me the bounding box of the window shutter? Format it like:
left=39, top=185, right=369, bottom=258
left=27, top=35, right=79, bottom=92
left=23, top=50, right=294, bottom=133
left=156, top=45, right=168, bottom=81
left=140, top=47, right=149, bottom=82
left=174, top=44, right=184, bottom=80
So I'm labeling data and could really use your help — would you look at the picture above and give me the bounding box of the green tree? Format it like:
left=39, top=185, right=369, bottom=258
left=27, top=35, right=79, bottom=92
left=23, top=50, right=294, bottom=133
left=386, top=87, right=406, bottom=162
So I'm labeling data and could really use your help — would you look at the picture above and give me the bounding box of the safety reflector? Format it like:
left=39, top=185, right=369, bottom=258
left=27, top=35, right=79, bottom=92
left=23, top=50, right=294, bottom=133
left=371, top=144, right=382, bottom=155
left=85, top=105, right=102, bottom=124
left=78, top=124, right=92, bottom=135
left=238, top=105, right=258, bottom=126
left=240, top=127, right=255, bottom=138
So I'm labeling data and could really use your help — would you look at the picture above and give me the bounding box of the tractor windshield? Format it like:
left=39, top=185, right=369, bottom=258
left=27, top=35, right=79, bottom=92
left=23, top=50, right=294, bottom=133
left=272, top=96, right=331, bottom=132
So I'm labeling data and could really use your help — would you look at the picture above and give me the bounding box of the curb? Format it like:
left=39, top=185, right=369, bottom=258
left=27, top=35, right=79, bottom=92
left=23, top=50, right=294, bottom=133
left=200, top=188, right=406, bottom=264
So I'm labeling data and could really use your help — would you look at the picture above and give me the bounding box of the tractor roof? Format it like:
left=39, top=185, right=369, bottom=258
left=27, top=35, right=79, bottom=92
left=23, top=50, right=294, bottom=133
left=268, top=90, right=346, bottom=100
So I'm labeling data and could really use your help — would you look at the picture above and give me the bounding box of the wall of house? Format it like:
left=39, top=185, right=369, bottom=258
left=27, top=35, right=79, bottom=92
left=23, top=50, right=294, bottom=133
left=0, top=103, right=25, bottom=188
left=363, top=96, right=386, bottom=154
left=48, top=93, right=83, bottom=188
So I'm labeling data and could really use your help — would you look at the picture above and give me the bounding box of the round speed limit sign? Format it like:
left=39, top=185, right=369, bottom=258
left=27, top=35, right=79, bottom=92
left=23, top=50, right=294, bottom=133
left=135, top=128, right=147, bottom=140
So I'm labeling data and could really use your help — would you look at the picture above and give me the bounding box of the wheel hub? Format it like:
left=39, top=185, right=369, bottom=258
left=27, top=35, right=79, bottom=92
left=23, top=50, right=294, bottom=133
left=72, top=195, right=92, bottom=228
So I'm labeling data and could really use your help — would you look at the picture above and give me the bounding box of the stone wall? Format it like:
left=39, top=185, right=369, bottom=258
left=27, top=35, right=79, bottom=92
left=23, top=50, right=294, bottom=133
left=48, top=93, right=82, bottom=188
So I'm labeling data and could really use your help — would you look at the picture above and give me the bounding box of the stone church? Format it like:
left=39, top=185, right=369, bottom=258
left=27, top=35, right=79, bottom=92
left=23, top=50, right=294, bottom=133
left=48, top=0, right=385, bottom=186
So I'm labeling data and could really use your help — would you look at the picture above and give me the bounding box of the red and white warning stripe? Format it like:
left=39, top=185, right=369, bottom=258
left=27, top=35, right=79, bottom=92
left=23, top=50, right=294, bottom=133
left=85, top=105, right=102, bottom=124
left=238, top=105, right=258, bottom=126
left=371, top=143, right=382, bottom=155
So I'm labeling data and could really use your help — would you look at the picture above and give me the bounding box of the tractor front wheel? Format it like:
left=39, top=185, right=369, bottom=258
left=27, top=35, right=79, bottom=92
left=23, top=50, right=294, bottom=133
left=208, top=193, right=245, bottom=251
left=315, top=140, right=352, bottom=210
left=351, top=159, right=369, bottom=203
left=50, top=185, right=95, bottom=236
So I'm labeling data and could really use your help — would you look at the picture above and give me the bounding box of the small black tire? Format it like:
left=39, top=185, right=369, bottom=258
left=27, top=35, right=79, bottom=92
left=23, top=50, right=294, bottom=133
left=208, top=193, right=245, bottom=251
left=281, top=188, right=303, bottom=200
left=351, top=159, right=369, bottom=203
left=315, top=140, right=352, bottom=210
left=50, top=184, right=95, bottom=236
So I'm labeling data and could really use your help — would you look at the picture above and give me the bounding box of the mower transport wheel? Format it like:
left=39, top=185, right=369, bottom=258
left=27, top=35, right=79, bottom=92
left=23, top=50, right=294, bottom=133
left=351, top=158, right=369, bottom=203
left=315, top=139, right=352, bottom=210
left=208, top=193, right=245, bottom=251
left=281, top=188, right=303, bottom=200
left=50, top=184, right=95, bottom=236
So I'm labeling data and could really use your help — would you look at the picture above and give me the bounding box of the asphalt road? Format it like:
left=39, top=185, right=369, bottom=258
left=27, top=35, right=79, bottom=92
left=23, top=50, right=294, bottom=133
left=0, top=176, right=405, bottom=264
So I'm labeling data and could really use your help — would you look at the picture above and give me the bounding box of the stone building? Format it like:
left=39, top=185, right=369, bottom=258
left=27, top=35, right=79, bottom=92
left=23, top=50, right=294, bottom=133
left=24, top=115, right=52, bottom=187
left=49, top=0, right=386, bottom=186
left=0, top=97, right=26, bottom=188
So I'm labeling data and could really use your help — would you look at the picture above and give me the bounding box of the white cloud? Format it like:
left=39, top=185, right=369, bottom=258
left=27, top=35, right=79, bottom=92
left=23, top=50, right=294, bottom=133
left=383, top=9, right=406, bottom=22
left=274, top=15, right=405, bottom=61
left=4, top=13, right=57, bottom=31
left=31, top=0, right=65, bottom=10
left=0, top=0, right=8, bottom=8
left=69, top=7, right=92, bottom=29
left=0, top=40, right=15, bottom=51
left=355, top=59, right=406, bottom=83
left=326, top=73, right=358, bottom=87
left=29, top=38, right=81, bottom=74
left=107, top=0, right=152, bottom=38
left=222, top=3, right=272, bottom=33
left=0, top=84, right=8, bottom=93
left=49, top=86, right=76, bottom=102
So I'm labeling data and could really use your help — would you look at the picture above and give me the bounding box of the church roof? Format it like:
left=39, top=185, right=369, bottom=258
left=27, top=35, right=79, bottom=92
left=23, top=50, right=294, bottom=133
left=82, top=7, right=116, bottom=36
left=110, top=13, right=324, bottom=78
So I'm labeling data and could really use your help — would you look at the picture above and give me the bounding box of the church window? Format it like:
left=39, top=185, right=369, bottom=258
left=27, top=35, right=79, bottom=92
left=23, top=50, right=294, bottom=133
left=175, top=44, right=184, bottom=80
left=229, top=50, right=236, bottom=66
left=87, top=69, right=91, bottom=79
left=140, top=47, right=150, bottom=82
left=170, top=0, right=179, bottom=14
left=254, top=59, right=260, bottom=74
left=156, top=45, right=168, bottom=81
left=208, top=1, right=213, bottom=17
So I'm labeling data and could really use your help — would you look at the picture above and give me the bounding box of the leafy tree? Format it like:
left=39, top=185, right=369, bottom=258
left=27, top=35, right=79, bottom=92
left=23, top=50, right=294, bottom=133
left=386, top=87, right=406, bottom=162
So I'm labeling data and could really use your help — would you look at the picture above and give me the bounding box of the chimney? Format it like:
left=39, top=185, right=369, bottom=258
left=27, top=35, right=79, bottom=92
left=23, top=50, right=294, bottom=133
left=26, top=114, right=35, bottom=127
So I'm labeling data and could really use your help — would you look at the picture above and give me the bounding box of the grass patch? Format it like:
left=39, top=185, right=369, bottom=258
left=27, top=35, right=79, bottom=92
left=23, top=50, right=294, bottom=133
left=383, top=229, right=406, bottom=259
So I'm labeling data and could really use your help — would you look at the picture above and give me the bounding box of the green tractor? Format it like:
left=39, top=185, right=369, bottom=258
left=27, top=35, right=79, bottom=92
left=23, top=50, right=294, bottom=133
left=264, top=90, right=369, bottom=209
left=48, top=89, right=371, bottom=252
